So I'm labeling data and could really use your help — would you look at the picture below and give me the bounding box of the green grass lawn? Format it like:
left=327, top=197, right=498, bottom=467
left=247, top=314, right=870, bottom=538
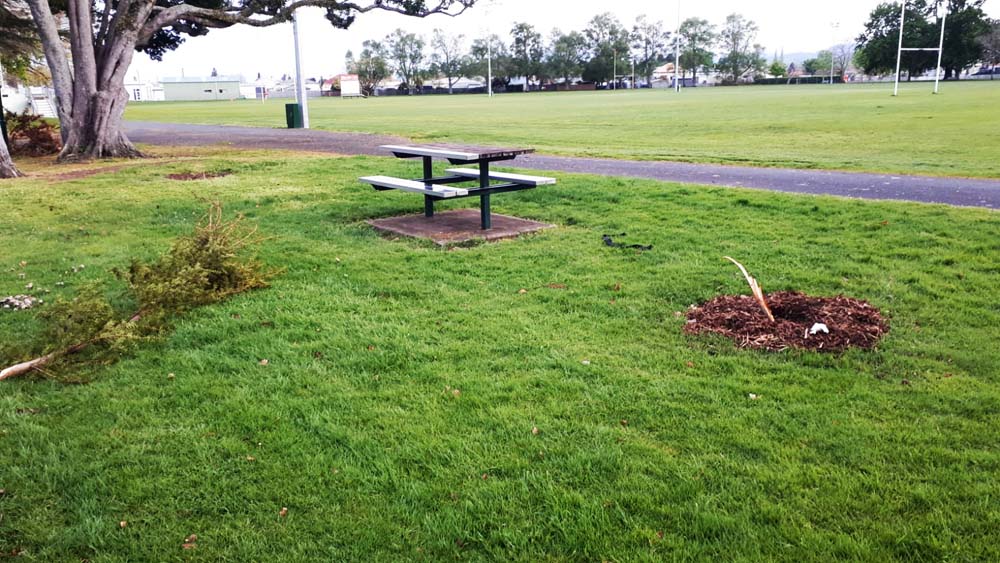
left=125, top=81, right=1000, bottom=178
left=1, top=149, right=999, bottom=561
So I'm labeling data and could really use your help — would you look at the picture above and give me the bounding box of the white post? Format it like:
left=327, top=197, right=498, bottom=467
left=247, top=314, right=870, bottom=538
left=487, top=35, right=493, bottom=97
left=613, top=49, right=617, bottom=91
left=631, top=59, right=635, bottom=89
left=933, top=2, right=948, bottom=94
left=893, top=1, right=906, bottom=96
left=830, top=22, right=839, bottom=85
left=292, top=12, right=310, bottom=128
left=674, top=0, right=681, bottom=92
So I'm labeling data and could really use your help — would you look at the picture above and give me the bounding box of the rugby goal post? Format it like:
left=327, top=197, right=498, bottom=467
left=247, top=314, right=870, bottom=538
left=894, top=0, right=948, bottom=96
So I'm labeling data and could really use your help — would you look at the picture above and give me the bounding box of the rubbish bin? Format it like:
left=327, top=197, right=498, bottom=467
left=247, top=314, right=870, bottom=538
left=285, top=103, right=303, bottom=129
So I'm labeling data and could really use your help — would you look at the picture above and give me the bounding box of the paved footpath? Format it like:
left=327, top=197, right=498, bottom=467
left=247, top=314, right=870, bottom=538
left=125, top=121, right=1000, bottom=210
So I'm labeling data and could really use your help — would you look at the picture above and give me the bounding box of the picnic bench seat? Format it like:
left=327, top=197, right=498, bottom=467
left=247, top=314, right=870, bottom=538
left=445, top=168, right=556, bottom=186
left=359, top=175, right=469, bottom=198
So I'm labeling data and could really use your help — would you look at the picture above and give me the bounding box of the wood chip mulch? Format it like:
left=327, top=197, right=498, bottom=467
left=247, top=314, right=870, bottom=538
left=684, top=291, right=888, bottom=352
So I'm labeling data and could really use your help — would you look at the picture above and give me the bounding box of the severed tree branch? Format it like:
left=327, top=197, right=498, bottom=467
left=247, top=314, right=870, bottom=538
left=0, top=312, right=143, bottom=381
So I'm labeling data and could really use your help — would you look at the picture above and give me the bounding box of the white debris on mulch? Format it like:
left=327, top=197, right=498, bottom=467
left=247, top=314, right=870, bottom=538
left=1, top=295, right=42, bottom=310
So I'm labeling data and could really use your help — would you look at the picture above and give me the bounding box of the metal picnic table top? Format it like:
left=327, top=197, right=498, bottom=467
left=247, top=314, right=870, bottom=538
left=380, top=144, right=534, bottom=162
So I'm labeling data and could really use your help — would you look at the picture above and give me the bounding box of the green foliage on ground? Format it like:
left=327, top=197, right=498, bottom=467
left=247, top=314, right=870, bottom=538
left=1, top=150, right=999, bottom=561
left=26, top=202, right=274, bottom=374
left=125, top=81, right=1000, bottom=178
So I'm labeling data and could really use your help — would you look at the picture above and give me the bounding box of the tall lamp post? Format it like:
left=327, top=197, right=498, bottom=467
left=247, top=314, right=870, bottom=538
left=292, top=11, right=310, bottom=129
left=487, top=35, right=493, bottom=97
left=674, top=0, right=681, bottom=92
left=830, top=22, right=840, bottom=85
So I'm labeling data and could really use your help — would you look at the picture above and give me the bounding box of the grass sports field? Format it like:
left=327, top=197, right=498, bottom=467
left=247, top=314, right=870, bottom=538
left=125, top=81, right=1000, bottom=178
left=2, top=148, right=999, bottom=560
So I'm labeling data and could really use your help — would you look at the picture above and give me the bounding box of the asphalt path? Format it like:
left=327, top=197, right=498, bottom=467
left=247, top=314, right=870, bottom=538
left=125, top=121, right=1000, bottom=210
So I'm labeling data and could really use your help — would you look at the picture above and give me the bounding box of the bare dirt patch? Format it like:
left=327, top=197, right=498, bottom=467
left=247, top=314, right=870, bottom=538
left=47, top=165, right=130, bottom=182
left=166, top=171, right=232, bottom=181
left=685, top=291, right=888, bottom=352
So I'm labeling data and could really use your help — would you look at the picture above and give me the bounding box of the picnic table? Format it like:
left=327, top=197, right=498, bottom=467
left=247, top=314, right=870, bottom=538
left=360, top=144, right=555, bottom=230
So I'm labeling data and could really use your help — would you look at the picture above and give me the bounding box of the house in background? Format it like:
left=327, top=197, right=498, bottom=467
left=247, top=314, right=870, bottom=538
left=161, top=76, right=242, bottom=101
left=124, top=74, right=164, bottom=102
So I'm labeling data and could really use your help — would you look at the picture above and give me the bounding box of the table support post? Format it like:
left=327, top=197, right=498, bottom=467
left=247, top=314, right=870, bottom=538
left=423, top=156, right=434, bottom=218
left=480, top=161, right=491, bottom=230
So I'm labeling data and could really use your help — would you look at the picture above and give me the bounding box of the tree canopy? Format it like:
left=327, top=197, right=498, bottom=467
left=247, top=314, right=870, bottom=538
left=715, top=13, right=766, bottom=82
left=346, top=40, right=390, bottom=96
left=430, top=29, right=465, bottom=93
left=386, top=28, right=426, bottom=94
left=510, top=22, right=544, bottom=89
left=546, top=30, right=587, bottom=88
left=678, top=17, right=716, bottom=83
left=582, top=12, right=630, bottom=84
left=630, top=15, right=670, bottom=86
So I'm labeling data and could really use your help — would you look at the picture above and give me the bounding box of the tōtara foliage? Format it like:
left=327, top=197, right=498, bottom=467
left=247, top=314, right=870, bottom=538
left=25, top=202, right=277, bottom=377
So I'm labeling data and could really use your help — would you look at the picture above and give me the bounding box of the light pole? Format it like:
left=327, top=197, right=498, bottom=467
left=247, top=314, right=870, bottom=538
left=292, top=11, right=310, bottom=128
left=674, top=0, right=681, bottom=92
left=484, top=0, right=495, bottom=97
left=830, top=22, right=839, bottom=85
left=613, top=48, right=617, bottom=91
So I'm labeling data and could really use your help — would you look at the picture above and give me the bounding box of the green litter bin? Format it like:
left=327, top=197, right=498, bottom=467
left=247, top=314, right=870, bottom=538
left=285, top=103, right=303, bottom=129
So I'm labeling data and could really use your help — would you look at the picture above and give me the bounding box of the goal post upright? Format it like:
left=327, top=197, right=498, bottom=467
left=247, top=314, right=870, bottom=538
left=933, top=3, right=949, bottom=94
left=894, top=0, right=948, bottom=96
left=894, top=1, right=906, bottom=96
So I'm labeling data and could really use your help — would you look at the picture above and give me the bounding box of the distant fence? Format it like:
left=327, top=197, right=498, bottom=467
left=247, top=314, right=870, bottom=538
left=266, top=90, right=323, bottom=99
left=754, top=76, right=845, bottom=86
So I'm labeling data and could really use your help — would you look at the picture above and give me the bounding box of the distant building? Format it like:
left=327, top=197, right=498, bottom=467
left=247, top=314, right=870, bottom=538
left=124, top=75, right=164, bottom=102
left=161, top=76, right=242, bottom=101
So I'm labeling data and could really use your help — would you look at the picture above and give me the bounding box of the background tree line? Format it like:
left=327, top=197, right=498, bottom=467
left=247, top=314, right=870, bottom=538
left=346, top=2, right=998, bottom=96
left=344, top=11, right=786, bottom=94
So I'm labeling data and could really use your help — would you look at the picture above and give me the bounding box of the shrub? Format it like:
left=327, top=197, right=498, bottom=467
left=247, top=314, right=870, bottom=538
left=5, top=111, right=61, bottom=157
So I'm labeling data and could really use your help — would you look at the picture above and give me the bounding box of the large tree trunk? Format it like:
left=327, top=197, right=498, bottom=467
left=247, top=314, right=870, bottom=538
left=0, top=136, right=20, bottom=179
left=60, top=84, right=143, bottom=160
left=28, top=0, right=146, bottom=161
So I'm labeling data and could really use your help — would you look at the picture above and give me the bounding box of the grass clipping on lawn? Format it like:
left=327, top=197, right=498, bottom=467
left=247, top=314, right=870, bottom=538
left=0, top=202, right=276, bottom=381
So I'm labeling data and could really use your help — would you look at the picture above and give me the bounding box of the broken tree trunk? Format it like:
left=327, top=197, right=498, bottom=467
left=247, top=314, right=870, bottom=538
left=724, top=256, right=775, bottom=322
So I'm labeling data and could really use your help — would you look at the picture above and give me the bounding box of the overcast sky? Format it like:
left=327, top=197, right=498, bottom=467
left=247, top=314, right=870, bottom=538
left=125, top=0, right=999, bottom=82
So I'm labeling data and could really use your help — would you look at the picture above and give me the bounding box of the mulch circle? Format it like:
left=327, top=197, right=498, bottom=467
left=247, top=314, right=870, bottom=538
left=166, top=171, right=231, bottom=181
left=684, top=291, right=888, bottom=352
